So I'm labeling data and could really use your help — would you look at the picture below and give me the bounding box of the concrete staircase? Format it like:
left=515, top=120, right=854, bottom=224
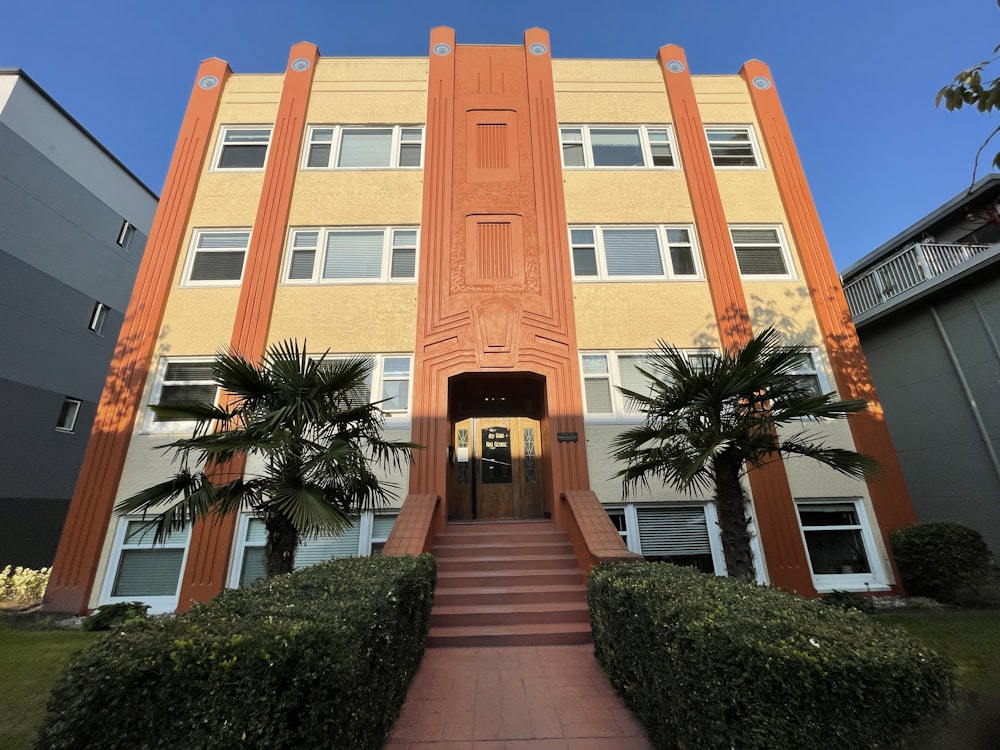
left=428, top=520, right=592, bottom=648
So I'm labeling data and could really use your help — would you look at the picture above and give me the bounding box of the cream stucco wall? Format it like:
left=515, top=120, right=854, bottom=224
left=553, top=59, right=670, bottom=124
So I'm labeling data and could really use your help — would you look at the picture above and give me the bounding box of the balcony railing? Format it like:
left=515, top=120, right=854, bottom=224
left=843, top=242, right=993, bottom=317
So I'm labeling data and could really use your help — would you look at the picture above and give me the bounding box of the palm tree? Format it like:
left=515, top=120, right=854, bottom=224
left=610, top=327, right=880, bottom=581
left=117, top=339, right=416, bottom=577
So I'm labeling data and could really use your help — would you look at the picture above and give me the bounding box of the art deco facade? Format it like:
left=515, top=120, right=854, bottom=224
left=44, top=29, right=914, bottom=614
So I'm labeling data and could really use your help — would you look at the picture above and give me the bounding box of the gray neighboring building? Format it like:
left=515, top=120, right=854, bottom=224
left=841, top=175, right=1000, bottom=557
left=0, top=70, right=157, bottom=568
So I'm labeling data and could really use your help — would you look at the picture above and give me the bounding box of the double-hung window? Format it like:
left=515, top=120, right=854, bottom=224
left=571, top=225, right=701, bottom=280
left=214, top=127, right=272, bottom=170
left=705, top=126, right=761, bottom=168
left=729, top=226, right=793, bottom=278
left=231, top=511, right=398, bottom=587
left=317, top=354, right=412, bottom=418
left=304, top=125, right=424, bottom=169
left=184, top=230, right=250, bottom=285
left=582, top=350, right=715, bottom=419
left=100, top=519, right=191, bottom=612
left=788, top=350, right=825, bottom=396
left=286, top=227, right=417, bottom=283
left=147, top=359, right=217, bottom=429
left=560, top=125, right=676, bottom=168
left=607, top=504, right=726, bottom=575
left=795, top=499, right=884, bottom=591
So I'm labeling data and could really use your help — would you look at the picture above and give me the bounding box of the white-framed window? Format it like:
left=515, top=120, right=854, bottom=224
left=560, top=125, right=677, bottom=168
left=729, top=225, right=794, bottom=278
left=213, top=126, right=272, bottom=170
left=117, top=220, right=135, bottom=249
left=88, top=302, right=109, bottom=335
left=145, top=358, right=217, bottom=431
left=183, top=230, right=251, bottom=285
left=303, top=125, right=424, bottom=169
left=795, top=499, right=886, bottom=592
left=285, top=227, right=417, bottom=283
left=570, top=225, right=702, bottom=280
left=55, top=397, right=82, bottom=432
left=705, top=126, right=761, bottom=168
left=230, top=511, right=398, bottom=588
left=581, top=349, right=714, bottom=420
left=606, top=503, right=727, bottom=575
left=788, top=350, right=827, bottom=396
left=99, top=518, right=191, bottom=613
left=318, top=354, right=413, bottom=418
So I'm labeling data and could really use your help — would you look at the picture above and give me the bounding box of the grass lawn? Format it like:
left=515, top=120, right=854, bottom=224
left=0, top=617, right=96, bottom=750
left=876, top=608, right=1000, bottom=696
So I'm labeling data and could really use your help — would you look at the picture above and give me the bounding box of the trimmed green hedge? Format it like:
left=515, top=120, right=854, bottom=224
left=35, top=554, right=436, bottom=750
left=588, top=562, right=954, bottom=750
left=890, top=522, right=993, bottom=603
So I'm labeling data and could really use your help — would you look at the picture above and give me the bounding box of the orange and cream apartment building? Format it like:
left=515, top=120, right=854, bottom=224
left=44, top=28, right=915, bottom=614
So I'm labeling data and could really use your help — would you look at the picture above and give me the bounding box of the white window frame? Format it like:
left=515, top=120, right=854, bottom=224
left=117, top=219, right=135, bottom=249
left=301, top=125, right=424, bottom=170
left=581, top=349, right=715, bottom=421
left=316, top=353, right=413, bottom=422
left=788, top=349, right=830, bottom=396
left=99, top=517, right=192, bottom=613
left=704, top=125, right=763, bottom=169
left=211, top=126, right=272, bottom=171
left=284, top=227, right=418, bottom=284
left=144, top=357, right=218, bottom=433
left=795, top=498, right=887, bottom=592
left=729, top=224, right=795, bottom=280
left=559, top=125, right=679, bottom=169
left=88, top=302, right=109, bottom=335
left=605, top=503, right=728, bottom=575
left=570, top=225, right=703, bottom=281
left=55, top=397, right=82, bottom=433
left=229, top=510, right=399, bottom=588
left=182, top=229, right=251, bottom=287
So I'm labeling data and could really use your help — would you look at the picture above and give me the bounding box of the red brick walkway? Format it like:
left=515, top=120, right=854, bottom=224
left=383, top=645, right=652, bottom=749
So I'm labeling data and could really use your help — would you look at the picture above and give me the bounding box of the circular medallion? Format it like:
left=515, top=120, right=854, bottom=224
left=433, top=43, right=452, bottom=56
left=752, top=76, right=772, bottom=90
left=291, top=58, right=311, bottom=72
left=528, top=42, right=547, bottom=56
left=198, top=75, right=219, bottom=90
left=665, top=60, right=685, bottom=73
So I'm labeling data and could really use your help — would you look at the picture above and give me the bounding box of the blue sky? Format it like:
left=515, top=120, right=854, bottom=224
left=2, top=0, right=997, bottom=267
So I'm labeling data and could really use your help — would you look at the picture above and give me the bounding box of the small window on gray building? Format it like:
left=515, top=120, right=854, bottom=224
left=89, top=302, right=109, bottom=335
left=117, top=220, right=135, bottom=249
left=56, top=397, right=82, bottom=432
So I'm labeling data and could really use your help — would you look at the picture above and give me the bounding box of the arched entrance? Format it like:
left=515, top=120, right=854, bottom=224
left=447, top=373, right=547, bottom=521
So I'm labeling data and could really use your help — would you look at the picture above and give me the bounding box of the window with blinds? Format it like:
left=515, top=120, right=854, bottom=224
left=315, top=354, right=411, bottom=416
left=303, top=125, right=424, bottom=169
left=730, top=226, right=791, bottom=277
left=286, top=227, right=417, bottom=283
left=105, top=520, right=190, bottom=604
left=570, top=225, right=700, bottom=280
left=705, top=126, right=760, bottom=168
left=581, top=350, right=715, bottom=419
left=559, top=125, right=676, bottom=169
left=606, top=504, right=722, bottom=575
left=186, top=231, right=250, bottom=284
left=151, top=360, right=217, bottom=424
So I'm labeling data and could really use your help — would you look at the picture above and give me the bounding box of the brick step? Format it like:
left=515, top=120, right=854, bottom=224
left=436, top=555, right=579, bottom=573
left=443, top=521, right=557, bottom=535
left=436, top=569, right=584, bottom=589
left=427, top=622, right=593, bottom=648
left=433, top=542, right=572, bottom=558
left=433, top=584, right=587, bottom=606
left=431, top=601, right=590, bottom=628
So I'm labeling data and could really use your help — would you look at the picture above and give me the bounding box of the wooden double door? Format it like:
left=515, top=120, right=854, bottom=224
left=448, top=417, right=544, bottom=520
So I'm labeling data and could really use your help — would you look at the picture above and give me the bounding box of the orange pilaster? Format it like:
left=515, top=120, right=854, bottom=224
left=405, top=28, right=589, bottom=525
left=43, top=58, right=232, bottom=613
left=176, top=42, right=320, bottom=609
left=659, top=45, right=815, bottom=594
left=741, top=61, right=916, bottom=564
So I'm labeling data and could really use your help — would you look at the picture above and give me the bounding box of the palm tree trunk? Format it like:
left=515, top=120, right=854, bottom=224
left=714, top=450, right=756, bottom=580
left=263, top=510, right=298, bottom=577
